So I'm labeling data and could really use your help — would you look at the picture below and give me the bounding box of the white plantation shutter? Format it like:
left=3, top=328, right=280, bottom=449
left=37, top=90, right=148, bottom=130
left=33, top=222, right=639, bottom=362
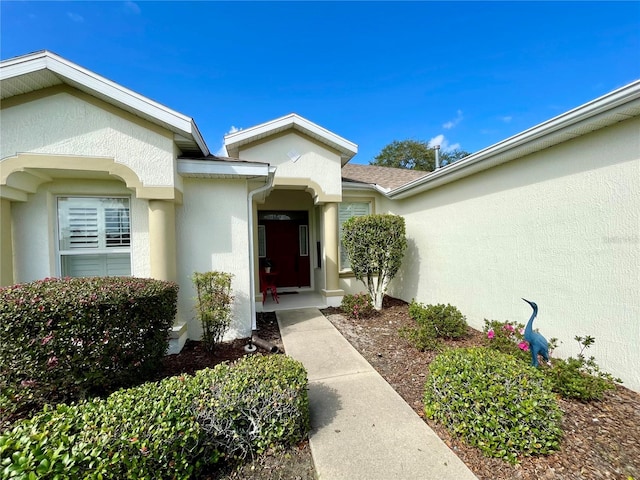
left=58, top=197, right=131, bottom=277
left=65, top=206, right=99, bottom=249
left=339, top=202, right=371, bottom=270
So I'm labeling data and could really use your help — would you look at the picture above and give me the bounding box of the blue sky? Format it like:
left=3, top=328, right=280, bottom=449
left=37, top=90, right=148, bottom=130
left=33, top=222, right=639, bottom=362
left=2, top=1, right=639, bottom=164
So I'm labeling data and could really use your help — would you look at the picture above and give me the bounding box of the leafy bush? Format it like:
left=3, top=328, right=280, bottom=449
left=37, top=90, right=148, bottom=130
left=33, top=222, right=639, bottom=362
left=341, top=214, right=407, bottom=310
left=193, top=271, right=234, bottom=352
left=483, top=322, right=618, bottom=401
left=0, top=370, right=220, bottom=479
left=0, top=355, right=310, bottom=478
left=483, top=319, right=531, bottom=361
left=195, top=354, right=310, bottom=461
left=543, top=336, right=621, bottom=401
left=0, top=277, right=178, bottom=422
left=424, top=347, right=562, bottom=464
left=340, top=293, right=374, bottom=320
left=400, top=302, right=467, bottom=351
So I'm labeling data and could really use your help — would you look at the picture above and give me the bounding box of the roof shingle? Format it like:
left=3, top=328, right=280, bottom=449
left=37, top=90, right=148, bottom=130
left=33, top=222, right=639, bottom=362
left=341, top=163, right=429, bottom=191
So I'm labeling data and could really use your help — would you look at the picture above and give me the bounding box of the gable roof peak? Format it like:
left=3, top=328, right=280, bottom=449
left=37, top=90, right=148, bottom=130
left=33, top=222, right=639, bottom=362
left=1, top=50, right=209, bottom=157
left=224, top=113, right=358, bottom=163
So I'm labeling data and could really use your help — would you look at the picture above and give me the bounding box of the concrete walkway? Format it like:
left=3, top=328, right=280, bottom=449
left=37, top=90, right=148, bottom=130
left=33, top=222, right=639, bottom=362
left=277, top=308, right=478, bottom=480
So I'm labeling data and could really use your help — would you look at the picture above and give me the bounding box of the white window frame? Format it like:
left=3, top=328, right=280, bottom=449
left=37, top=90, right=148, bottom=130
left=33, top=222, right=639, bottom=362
left=56, top=196, right=132, bottom=277
left=339, top=200, right=372, bottom=271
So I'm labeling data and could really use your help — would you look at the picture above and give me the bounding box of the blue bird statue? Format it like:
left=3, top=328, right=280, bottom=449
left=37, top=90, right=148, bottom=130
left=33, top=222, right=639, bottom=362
left=522, top=298, right=550, bottom=367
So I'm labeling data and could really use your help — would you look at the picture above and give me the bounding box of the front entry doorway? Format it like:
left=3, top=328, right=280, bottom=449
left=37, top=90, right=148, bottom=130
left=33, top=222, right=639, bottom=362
left=258, top=211, right=310, bottom=289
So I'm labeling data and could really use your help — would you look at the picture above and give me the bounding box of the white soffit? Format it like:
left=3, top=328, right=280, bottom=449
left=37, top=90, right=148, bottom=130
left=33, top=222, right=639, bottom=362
left=0, top=51, right=209, bottom=157
left=224, top=113, right=358, bottom=163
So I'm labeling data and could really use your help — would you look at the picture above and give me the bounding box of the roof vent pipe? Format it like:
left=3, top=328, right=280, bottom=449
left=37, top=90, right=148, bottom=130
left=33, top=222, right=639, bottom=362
left=434, top=145, right=441, bottom=170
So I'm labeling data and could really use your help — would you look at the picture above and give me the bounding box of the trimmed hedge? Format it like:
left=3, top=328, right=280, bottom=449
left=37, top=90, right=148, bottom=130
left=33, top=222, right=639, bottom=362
left=0, top=277, right=178, bottom=421
left=424, top=347, right=562, bottom=464
left=0, top=355, right=310, bottom=479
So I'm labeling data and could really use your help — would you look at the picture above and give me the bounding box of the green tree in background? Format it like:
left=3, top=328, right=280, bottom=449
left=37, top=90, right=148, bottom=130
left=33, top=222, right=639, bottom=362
left=370, top=139, right=469, bottom=171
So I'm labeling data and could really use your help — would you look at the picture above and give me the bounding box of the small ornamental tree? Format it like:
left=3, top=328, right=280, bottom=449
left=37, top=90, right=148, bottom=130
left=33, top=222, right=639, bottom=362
left=342, top=214, right=407, bottom=310
left=192, top=271, right=233, bottom=352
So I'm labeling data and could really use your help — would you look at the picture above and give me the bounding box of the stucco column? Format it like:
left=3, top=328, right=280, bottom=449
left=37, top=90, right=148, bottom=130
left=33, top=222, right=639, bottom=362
left=148, top=200, right=177, bottom=282
left=322, top=202, right=343, bottom=305
left=0, top=199, right=14, bottom=286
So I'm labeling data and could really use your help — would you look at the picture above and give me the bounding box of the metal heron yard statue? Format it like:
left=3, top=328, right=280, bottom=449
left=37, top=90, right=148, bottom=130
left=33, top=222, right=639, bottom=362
left=522, top=298, right=550, bottom=367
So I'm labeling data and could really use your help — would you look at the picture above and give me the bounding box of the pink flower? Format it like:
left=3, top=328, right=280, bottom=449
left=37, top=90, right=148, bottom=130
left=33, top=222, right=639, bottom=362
left=487, top=329, right=495, bottom=339
left=518, top=341, right=529, bottom=351
left=519, top=328, right=525, bottom=335
left=503, top=324, right=515, bottom=332
left=47, top=356, right=58, bottom=368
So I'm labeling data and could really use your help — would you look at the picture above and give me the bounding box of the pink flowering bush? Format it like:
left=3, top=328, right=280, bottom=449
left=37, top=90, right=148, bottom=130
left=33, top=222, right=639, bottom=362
left=0, top=276, right=178, bottom=424
left=340, top=292, right=374, bottom=320
left=483, top=319, right=531, bottom=361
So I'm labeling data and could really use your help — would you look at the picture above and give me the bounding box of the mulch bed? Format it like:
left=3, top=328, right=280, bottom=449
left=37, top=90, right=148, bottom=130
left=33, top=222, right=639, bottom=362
left=322, top=296, right=640, bottom=480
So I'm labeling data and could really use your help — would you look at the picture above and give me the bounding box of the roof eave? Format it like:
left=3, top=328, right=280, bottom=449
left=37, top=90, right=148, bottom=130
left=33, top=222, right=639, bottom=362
left=389, top=79, right=640, bottom=199
left=224, top=113, right=358, bottom=162
left=177, top=158, right=271, bottom=178
left=1, top=51, right=210, bottom=157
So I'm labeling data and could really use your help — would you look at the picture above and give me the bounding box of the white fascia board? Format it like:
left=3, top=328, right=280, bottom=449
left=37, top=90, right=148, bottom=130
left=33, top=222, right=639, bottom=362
left=1, top=51, right=210, bottom=156
left=177, top=159, right=271, bottom=177
left=341, top=181, right=390, bottom=195
left=389, top=79, right=640, bottom=200
left=225, top=113, right=358, bottom=157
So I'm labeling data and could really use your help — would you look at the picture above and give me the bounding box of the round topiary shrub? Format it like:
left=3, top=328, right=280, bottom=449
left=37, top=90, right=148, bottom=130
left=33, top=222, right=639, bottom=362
left=424, top=347, right=562, bottom=464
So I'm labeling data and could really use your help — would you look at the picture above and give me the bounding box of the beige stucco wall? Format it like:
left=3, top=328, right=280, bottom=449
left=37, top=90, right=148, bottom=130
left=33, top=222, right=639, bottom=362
left=237, top=132, right=343, bottom=201
left=1, top=88, right=176, bottom=188
left=11, top=179, right=150, bottom=282
left=176, top=178, right=253, bottom=340
left=385, top=118, right=640, bottom=391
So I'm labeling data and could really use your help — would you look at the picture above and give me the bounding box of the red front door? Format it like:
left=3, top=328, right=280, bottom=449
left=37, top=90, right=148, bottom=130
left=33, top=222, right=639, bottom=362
left=259, top=211, right=310, bottom=288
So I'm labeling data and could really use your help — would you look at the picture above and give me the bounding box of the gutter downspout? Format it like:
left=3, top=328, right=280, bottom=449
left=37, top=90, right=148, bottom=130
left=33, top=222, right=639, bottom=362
left=248, top=167, right=276, bottom=331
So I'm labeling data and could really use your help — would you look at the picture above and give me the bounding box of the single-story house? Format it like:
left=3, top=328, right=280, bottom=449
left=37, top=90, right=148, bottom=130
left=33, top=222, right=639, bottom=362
left=1, top=51, right=638, bottom=391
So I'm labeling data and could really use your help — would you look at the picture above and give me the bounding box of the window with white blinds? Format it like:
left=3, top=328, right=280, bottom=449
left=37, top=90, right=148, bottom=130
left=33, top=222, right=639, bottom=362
left=57, top=197, right=131, bottom=277
left=338, top=201, right=371, bottom=270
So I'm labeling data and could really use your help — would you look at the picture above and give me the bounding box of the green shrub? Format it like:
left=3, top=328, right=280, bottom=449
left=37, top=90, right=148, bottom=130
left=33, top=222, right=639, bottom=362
left=192, top=271, right=234, bottom=352
left=0, top=370, right=220, bottom=479
left=0, top=355, right=309, bottom=478
left=483, top=319, right=530, bottom=361
left=0, top=277, right=178, bottom=422
left=194, top=354, right=310, bottom=461
left=424, top=347, right=562, bottom=464
left=543, top=336, right=621, bottom=401
left=400, top=302, right=467, bottom=351
left=340, top=293, right=374, bottom=320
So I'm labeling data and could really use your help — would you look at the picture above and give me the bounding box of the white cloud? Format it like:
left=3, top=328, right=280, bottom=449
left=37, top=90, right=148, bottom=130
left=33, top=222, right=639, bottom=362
left=66, top=12, right=84, bottom=22
left=123, top=1, right=141, bottom=15
left=428, top=134, right=460, bottom=152
left=216, top=126, right=242, bottom=156
left=443, top=109, right=464, bottom=130
left=500, top=115, right=513, bottom=123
